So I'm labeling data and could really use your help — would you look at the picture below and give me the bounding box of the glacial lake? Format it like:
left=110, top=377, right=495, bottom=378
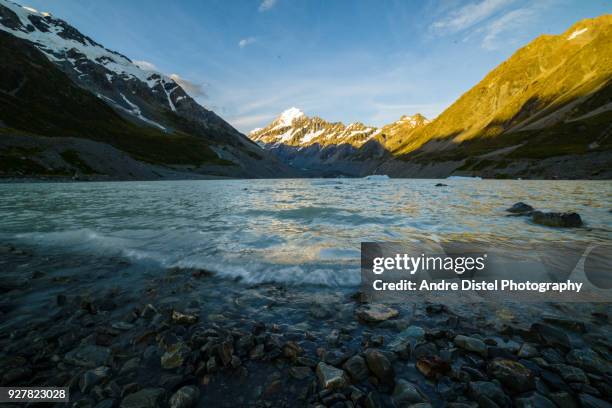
left=1, top=179, right=610, bottom=287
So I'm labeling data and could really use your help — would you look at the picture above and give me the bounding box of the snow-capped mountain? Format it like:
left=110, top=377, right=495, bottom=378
left=250, top=108, right=381, bottom=148
left=0, top=0, right=290, bottom=178
left=249, top=108, right=430, bottom=176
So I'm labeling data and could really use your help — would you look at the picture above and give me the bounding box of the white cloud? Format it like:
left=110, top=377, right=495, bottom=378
left=228, top=113, right=277, bottom=131
left=431, top=0, right=514, bottom=34
left=480, top=7, right=536, bottom=50
left=238, top=37, right=257, bottom=48
left=258, top=0, right=277, bottom=12
left=133, top=60, right=158, bottom=71
left=169, top=74, right=208, bottom=98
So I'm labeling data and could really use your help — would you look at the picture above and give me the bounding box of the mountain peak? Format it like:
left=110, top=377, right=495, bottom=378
left=278, top=107, right=305, bottom=126
left=397, top=113, right=430, bottom=128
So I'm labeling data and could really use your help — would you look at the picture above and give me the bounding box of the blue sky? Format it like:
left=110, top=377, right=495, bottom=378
left=22, top=0, right=611, bottom=133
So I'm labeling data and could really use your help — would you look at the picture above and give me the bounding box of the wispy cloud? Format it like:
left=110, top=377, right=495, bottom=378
left=258, top=0, right=277, bottom=12
left=238, top=37, right=257, bottom=48
left=228, top=113, right=277, bottom=131
left=169, top=74, right=208, bottom=98
left=480, top=7, right=537, bottom=50
left=431, top=0, right=514, bottom=34
left=133, top=60, right=158, bottom=71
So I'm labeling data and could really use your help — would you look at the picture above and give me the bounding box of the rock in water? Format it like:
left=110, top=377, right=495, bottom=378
left=530, top=323, right=571, bottom=349
left=316, top=362, right=347, bottom=390
left=392, top=379, right=429, bottom=406
left=453, top=335, right=487, bottom=357
left=506, top=202, right=534, bottom=214
left=343, top=355, right=369, bottom=382
left=565, top=348, right=609, bottom=374
left=364, top=349, right=394, bottom=384
left=171, top=311, right=198, bottom=325
left=121, top=388, right=166, bottom=408
left=468, top=381, right=508, bottom=407
left=578, top=393, right=612, bottom=408
left=356, top=304, right=399, bottom=322
left=487, top=359, right=534, bottom=393
left=531, top=211, right=582, bottom=227
left=169, top=386, right=199, bottom=408
left=514, top=393, right=556, bottom=408
left=65, top=345, right=111, bottom=368
left=161, top=343, right=191, bottom=369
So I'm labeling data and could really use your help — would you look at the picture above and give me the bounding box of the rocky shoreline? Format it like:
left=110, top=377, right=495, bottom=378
left=1, top=243, right=611, bottom=408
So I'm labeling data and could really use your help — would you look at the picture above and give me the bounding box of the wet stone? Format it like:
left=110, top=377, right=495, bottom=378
left=65, top=345, right=111, bottom=368
left=289, top=366, right=313, bottom=380
left=356, top=304, right=399, bottom=323
left=392, top=379, right=428, bottom=406
left=316, top=362, right=347, bottom=390
left=488, top=359, right=534, bottom=393
left=169, top=386, right=199, bottom=408
left=531, top=323, right=571, bottom=349
left=120, top=388, right=165, bottom=408
left=566, top=349, right=609, bottom=375
left=364, top=349, right=394, bottom=384
left=514, top=393, right=556, bottom=408
left=160, top=343, right=190, bottom=370
left=343, top=355, right=369, bottom=382
left=454, top=335, right=487, bottom=357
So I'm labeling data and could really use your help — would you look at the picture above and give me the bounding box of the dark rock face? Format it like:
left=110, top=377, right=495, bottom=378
left=0, top=2, right=291, bottom=179
left=531, top=211, right=582, bottom=227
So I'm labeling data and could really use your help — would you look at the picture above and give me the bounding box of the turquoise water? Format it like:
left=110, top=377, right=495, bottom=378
left=0, top=179, right=610, bottom=286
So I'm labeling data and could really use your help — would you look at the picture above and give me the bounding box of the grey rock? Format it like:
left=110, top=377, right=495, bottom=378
left=392, top=379, right=428, bottom=407
left=364, top=349, right=394, bottom=384
left=169, top=386, right=199, bottom=408
left=548, top=391, right=578, bottom=408
left=141, top=304, right=158, bottom=320
left=119, top=358, right=140, bottom=375
left=517, top=343, right=539, bottom=358
left=80, top=366, right=111, bottom=393
left=454, top=335, right=487, bottom=357
left=356, top=304, right=399, bottom=322
left=120, top=388, right=165, bottom=408
left=542, top=314, right=586, bottom=332
left=488, top=359, right=534, bottom=393
left=289, top=366, right=312, bottom=380
left=316, top=362, right=347, bottom=390
left=579, top=394, right=612, bottom=408
left=343, top=355, right=369, bottom=382
left=160, top=342, right=190, bottom=370
left=65, top=345, right=111, bottom=368
left=514, top=393, right=556, bottom=408
left=468, top=381, right=508, bottom=407
left=94, top=399, right=115, bottom=408
left=551, top=364, right=588, bottom=383
left=566, top=349, right=609, bottom=375
left=531, top=323, right=571, bottom=349
left=532, top=211, right=582, bottom=228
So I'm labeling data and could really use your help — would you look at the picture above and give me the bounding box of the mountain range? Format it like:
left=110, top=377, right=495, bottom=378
left=0, top=0, right=610, bottom=180
left=0, top=0, right=292, bottom=179
left=252, top=15, right=612, bottom=179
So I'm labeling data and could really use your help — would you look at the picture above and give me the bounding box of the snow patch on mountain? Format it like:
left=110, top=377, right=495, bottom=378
left=278, top=107, right=305, bottom=126
left=0, top=0, right=174, bottom=89
left=568, top=27, right=588, bottom=40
